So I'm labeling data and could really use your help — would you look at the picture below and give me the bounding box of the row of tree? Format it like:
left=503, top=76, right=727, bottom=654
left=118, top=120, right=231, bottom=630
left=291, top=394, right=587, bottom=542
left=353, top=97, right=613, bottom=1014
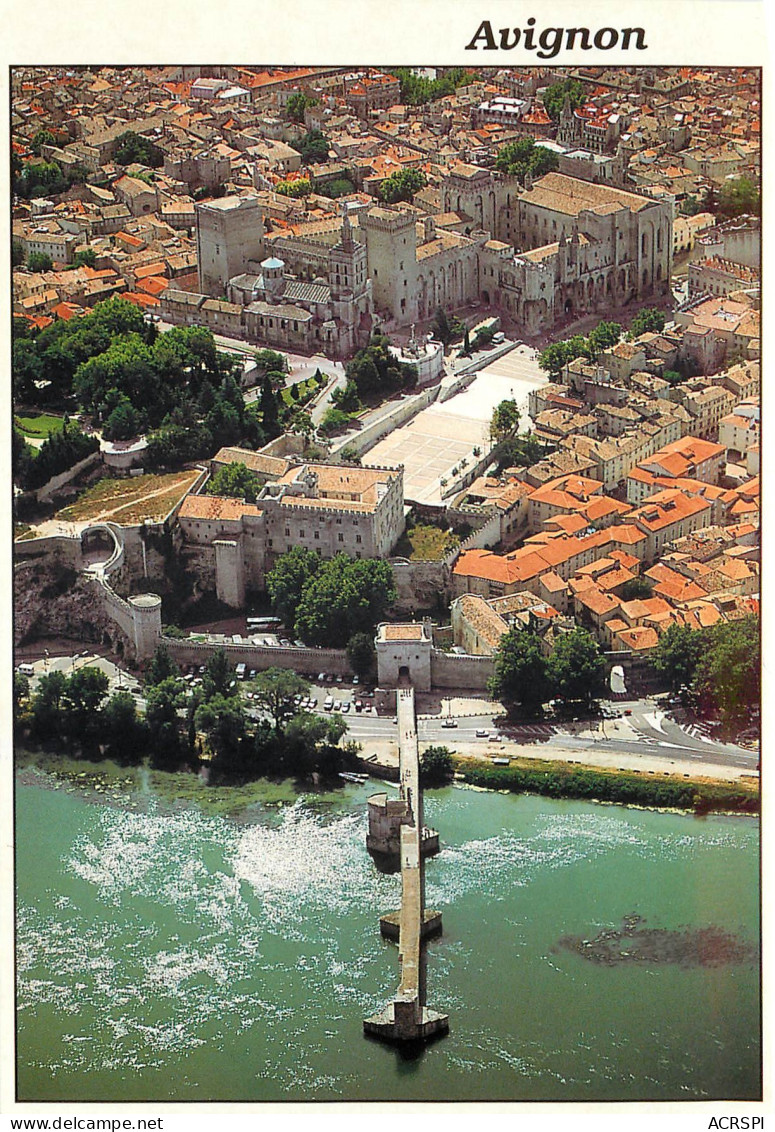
left=18, top=647, right=357, bottom=785
left=538, top=311, right=666, bottom=377
left=488, top=626, right=608, bottom=715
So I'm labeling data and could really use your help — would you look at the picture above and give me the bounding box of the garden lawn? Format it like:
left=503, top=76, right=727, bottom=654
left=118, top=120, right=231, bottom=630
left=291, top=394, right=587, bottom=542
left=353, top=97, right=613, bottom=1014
left=15, top=413, right=66, bottom=439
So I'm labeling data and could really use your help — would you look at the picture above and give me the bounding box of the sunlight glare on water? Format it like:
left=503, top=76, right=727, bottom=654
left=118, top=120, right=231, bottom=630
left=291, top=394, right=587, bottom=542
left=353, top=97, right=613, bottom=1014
left=15, top=780, right=760, bottom=1102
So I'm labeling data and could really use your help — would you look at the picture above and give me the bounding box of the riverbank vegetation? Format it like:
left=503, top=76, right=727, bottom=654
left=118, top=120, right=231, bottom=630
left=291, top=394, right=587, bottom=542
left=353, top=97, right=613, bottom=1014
left=453, top=755, right=759, bottom=814
left=16, top=647, right=360, bottom=788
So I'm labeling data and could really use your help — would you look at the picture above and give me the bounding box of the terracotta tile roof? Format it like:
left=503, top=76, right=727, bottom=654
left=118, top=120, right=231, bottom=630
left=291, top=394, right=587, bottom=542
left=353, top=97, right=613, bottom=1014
left=179, top=495, right=262, bottom=522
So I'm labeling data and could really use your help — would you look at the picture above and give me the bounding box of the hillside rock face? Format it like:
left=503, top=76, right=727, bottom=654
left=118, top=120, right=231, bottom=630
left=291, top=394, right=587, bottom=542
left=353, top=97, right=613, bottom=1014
left=14, top=562, right=131, bottom=655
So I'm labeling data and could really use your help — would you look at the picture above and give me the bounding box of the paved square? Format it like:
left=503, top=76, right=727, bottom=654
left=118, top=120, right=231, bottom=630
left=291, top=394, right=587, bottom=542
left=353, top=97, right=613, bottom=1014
left=367, top=346, right=549, bottom=505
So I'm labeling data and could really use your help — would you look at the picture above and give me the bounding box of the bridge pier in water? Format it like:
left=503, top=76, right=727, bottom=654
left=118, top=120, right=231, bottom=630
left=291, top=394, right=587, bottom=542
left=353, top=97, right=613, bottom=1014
left=363, top=682, right=449, bottom=1045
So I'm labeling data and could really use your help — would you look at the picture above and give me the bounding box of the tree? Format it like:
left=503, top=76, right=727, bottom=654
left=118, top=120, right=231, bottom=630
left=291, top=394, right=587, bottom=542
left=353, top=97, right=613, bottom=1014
left=488, top=629, right=551, bottom=716
left=145, top=643, right=179, bottom=687
left=275, top=177, right=312, bottom=198
left=495, top=432, right=543, bottom=472
left=543, top=79, right=587, bottom=121
left=103, top=394, right=142, bottom=440
left=31, top=128, right=57, bottom=155
left=30, top=670, right=68, bottom=740
left=320, top=178, right=356, bottom=199
left=718, top=176, right=760, bottom=219
left=293, top=130, right=330, bottom=165
left=490, top=399, right=520, bottom=442
left=389, top=67, right=473, bottom=106
left=253, top=349, right=287, bottom=376
left=12, top=240, right=25, bottom=267
left=627, top=308, right=666, bottom=340
left=249, top=668, right=310, bottom=733
left=494, top=137, right=558, bottom=184
left=319, top=406, right=353, bottom=435
left=202, top=648, right=236, bottom=701
left=547, top=628, right=607, bottom=706
left=207, top=462, right=263, bottom=503
left=420, top=745, right=454, bottom=786
left=62, top=666, right=110, bottom=751
left=144, top=677, right=186, bottom=769
left=693, top=617, right=759, bottom=721
left=267, top=545, right=322, bottom=629
left=14, top=672, right=30, bottom=716
left=286, top=92, right=316, bottom=123
left=28, top=252, right=53, bottom=273
left=347, top=632, right=376, bottom=679
left=101, top=693, right=144, bottom=764
left=294, top=556, right=397, bottom=647
left=587, top=321, right=622, bottom=356
left=619, top=577, right=654, bottom=602
left=538, top=335, right=592, bottom=376
left=378, top=169, right=427, bottom=204
left=74, top=248, right=97, bottom=268
left=652, top=623, right=703, bottom=694
left=113, top=130, right=163, bottom=168
left=431, top=307, right=465, bottom=348
left=195, top=694, right=247, bottom=765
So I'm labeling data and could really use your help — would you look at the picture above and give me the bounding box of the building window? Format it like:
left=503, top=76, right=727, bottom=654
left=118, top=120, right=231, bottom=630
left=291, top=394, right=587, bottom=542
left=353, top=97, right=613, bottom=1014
left=314, top=531, right=320, bottom=540
left=285, top=527, right=290, bottom=536
left=356, top=535, right=362, bottom=544
left=338, top=533, right=344, bottom=542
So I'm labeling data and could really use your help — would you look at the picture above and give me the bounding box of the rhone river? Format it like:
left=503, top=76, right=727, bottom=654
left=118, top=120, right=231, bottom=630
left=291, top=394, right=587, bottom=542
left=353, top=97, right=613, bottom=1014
left=16, top=772, right=760, bottom=1101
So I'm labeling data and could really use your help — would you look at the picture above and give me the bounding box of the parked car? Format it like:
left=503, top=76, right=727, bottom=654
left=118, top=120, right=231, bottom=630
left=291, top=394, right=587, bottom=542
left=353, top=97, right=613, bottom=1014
left=475, top=728, right=489, bottom=738
left=442, top=719, right=458, bottom=728
left=341, top=701, right=351, bottom=713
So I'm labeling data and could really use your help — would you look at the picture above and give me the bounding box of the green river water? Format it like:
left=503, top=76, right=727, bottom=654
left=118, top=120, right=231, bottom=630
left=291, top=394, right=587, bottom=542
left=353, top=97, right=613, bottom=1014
left=15, top=770, right=760, bottom=1102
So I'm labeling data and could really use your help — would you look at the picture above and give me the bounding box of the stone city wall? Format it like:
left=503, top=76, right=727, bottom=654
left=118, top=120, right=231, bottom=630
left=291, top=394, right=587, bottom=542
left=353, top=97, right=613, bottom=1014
left=160, top=636, right=351, bottom=676
left=329, top=384, right=440, bottom=458
left=430, top=649, right=494, bottom=690
left=35, top=450, right=103, bottom=503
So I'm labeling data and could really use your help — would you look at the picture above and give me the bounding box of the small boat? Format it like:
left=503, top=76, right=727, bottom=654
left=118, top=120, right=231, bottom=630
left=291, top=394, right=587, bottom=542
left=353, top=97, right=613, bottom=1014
left=339, top=771, right=369, bottom=783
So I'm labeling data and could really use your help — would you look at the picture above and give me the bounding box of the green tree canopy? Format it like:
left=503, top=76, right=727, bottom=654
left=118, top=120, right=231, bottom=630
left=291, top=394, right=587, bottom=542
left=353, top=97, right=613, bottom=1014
left=718, top=176, right=760, bottom=219
left=286, top=92, right=317, bottom=122
left=347, top=632, right=376, bottom=679
left=420, top=745, right=454, bottom=786
left=543, top=79, right=587, bottom=121
left=267, top=545, right=322, bottom=629
left=202, top=648, right=236, bottom=701
left=547, top=628, right=607, bottom=706
left=28, top=252, right=53, bottom=273
left=377, top=169, right=427, bottom=204
left=207, top=462, right=263, bottom=503
left=253, top=349, right=287, bottom=376
left=292, top=130, right=330, bottom=165
left=294, top=555, right=397, bottom=647
left=275, top=177, right=312, bottom=198
left=693, top=616, right=759, bottom=720
left=249, top=668, right=311, bottom=733
left=144, top=676, right=186, bottom=769
left=113, top=130, right=164, bottom=168
left=102, top=692, right=145, bottom=764
left=490, top=398, right=521, bottom=442
left=488, top=629, right=551, bottom=716
left=494, top=137, right=558, bottom=184
left=74, top=248, right=97, bottom=268
left=627, top=308, right=666, bottom=340
left=145, top=643, right=180, bottom=687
